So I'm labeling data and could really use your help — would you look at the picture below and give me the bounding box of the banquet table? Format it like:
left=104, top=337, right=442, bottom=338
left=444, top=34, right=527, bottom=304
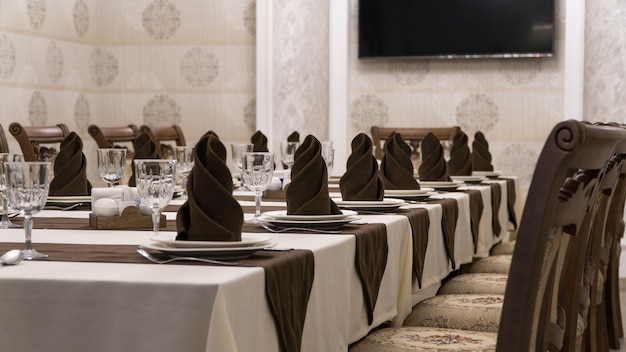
left=0, top=177, right=513, bottom=352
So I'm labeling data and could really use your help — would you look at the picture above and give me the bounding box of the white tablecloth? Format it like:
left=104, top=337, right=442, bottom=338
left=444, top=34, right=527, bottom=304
left=0, top=179, right=511, bottom=352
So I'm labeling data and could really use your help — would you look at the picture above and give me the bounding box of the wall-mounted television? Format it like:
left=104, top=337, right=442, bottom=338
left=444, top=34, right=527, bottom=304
left=358, top=0, right=556, bottom=59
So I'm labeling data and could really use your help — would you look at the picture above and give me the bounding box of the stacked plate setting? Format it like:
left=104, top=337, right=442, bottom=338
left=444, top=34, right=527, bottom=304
left=143, top=233, right=275, bottom=259
left=333, top=198, right=406, bottom=212
left=258, top=209, right=360, bottom=230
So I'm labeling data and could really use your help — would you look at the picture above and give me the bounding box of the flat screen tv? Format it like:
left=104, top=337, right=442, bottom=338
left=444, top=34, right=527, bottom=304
left=358, top=0, right=555, bottom=59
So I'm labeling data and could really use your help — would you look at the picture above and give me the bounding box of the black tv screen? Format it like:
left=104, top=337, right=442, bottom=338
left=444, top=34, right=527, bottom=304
left=359, top=0, right=555, bottom=59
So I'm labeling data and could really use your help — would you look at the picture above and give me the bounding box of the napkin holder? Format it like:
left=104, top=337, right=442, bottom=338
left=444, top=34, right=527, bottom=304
left=89, top=206, right=166, bottom=230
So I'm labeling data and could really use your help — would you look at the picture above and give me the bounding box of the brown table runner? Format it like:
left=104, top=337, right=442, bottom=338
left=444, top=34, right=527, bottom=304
left=502, top=177, right=517, bottom=229
left=425, top=198, right=459, bottom=269
left=483, top=182, right=502, bottom=237
left=0, top=233, right=314, bottom=352
left=14, top=217, right=180, bottom=232
left=244, top=221, right=388, bottom=325
left=461, top=189, right=484, bottom=253
left=398, top=208, right=430, bottom=288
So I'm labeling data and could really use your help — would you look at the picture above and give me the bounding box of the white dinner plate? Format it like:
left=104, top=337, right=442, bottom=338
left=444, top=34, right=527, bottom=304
left=383, top=188, right=435, bottom=196
left=261, top=209, right=357, bottom=221
left=47, top=196, right=92, bottom=203
left=150, top=233, right=272, bottom=248
left=418, top=181, right=463, bottom=190
left=332, top=198, right=406, bottom=212
left=258, top=214, right=360, bottom=230
left=472, top=170, right=504, bottom=178
left=450, top=175, right=486, bottom=184
left=141, top=241, right=275, bottom=260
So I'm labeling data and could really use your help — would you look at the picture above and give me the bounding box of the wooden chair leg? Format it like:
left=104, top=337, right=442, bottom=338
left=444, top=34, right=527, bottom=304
left=605, top=238, right=623, bottom=349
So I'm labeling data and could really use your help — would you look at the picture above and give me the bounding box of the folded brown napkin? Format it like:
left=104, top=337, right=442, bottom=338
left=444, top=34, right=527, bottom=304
left=472, top=131, right=494, bottom=171
left=251, top=130, right=269, bottom=152
left=340, top=133, right=384, bottom=200
left=485, top=182, right=502, bottom=237
left=49, top=132, right=92, bottom=196
left=418, top=132, right=451, bottom=181
left=201, top=130, right=220, bottom=140
left=176, top=134, right=244, bottom=241
left=448, top=130, right=473, bottom=176
left=380, top=132, right=420, bottom=190
left=502, top=177, right=517, bottom=229
left=128, top=132, right=159, bottom=187
left=286, top=135, right=341, bottom=215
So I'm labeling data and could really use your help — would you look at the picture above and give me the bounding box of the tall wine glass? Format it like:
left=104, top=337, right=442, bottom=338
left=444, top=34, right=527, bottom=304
left=174, top=145, right=194, bottom=200
left=134, top=159, right=177, bottom=237
left=281, top=142, right=300, bottom=170
left=0, top=153, right=24, bottom=228
left=231, top=143, right=254, bottom=174
left=322, top=147, right=335, bottom=177
left=241, top=152, right=274, bottom=220
left=4, top=161, right=51, bottom=260
left=97, top=148, right=127, bottom=187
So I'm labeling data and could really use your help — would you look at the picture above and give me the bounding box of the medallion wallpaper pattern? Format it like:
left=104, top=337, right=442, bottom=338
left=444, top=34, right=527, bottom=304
left=0, top=0, right=619, bottom=204
left=0, top=0, right=256, bottom=182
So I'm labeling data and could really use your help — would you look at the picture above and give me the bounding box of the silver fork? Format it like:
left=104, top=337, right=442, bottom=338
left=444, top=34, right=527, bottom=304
left=259, top=223, right=341, bottom=234
left=44, top=202, right=84, bottom=211
left=136, top=247, right=241, bottom=266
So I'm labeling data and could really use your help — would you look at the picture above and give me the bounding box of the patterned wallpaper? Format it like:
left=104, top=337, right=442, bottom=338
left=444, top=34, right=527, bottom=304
left=1, top=0, right=615, bottom=205
left=345, top=0, right=566, bottom=202
left=0, top=0, right=256, bottom=183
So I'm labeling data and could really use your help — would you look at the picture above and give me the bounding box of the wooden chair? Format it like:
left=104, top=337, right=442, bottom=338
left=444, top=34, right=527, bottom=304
left=87, top=124, right=140, bottom=149
left=370, top=125, right=461, bottom=160
left=8, top=122, right=70, bottom=161
left=349, top=120, right=626, bottom=352
left=0, top=124, right=10, bottom=153
left=139, top=125, right=186, bottom=159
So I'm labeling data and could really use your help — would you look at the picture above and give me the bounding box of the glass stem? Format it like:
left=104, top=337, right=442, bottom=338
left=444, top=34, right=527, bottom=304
left=24, top=214, right=33, bottom=251
left=182, top=176, right=188, bottom=199
left=255, top=190, right=262, bottom=217
left=152, top=209, right=161, bottom=236
left=1, top=196, right=10, bottom=226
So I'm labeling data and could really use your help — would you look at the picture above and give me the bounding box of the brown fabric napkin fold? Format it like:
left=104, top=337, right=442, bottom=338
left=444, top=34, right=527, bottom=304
left=177, top=134, right=243, bottom=241
left=380, top=132, right=420, bottom=190
left=128, top=132, right=159, bottom=187
left=201, top=130, right=220, bottom=140
left=286, top=135, right=341, bottom=215
left=461, top=189, right=484, bottom=252
left=472, top=131, right=494, bottom=171
left=49, top=132, right=92, bottom=196
left=418, top=132, right=451, bottom=182
left=484, top=182, right=502, bottom=237
left=340, top=133, right=384, bottom=201
left=502, top=177, right=517, bottom=229
left=398, top=208, right=430, bottom=288
left=448, top=130, right=473, bottom=176
left=426, top=198, right=459, bottom=269
left=0, top=241, right=314, bottom=352
left=251, top=130, right=269, bottom=152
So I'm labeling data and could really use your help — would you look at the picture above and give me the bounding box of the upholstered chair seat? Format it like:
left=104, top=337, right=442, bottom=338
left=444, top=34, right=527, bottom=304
left=349, top=326, right=497, bottom=351
left=490, top=240, right=516, bottom=255
left=403, top=294, right=503, bottom=332
left=438, top=273, right=507, bottom=295
left=469, top=254, right=512, bottom=274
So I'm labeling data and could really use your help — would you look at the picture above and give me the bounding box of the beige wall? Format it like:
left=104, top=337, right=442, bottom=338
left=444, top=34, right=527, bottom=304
left=1, top=0, right=616, bottom=202
left=0, top=0, right=256, bottom=183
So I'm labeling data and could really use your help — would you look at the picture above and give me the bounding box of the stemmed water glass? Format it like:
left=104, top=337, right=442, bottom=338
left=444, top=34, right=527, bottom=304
left=322, top=147, right=335, bottom=177
left=4, top=161, right=51, bottom=260
left=241, top=152, right=274, bottom=220
left=0, top=153, right=24, bottom=228
left=280, top=142, right=300, bottom=170
left=231, top=143, right=254, bottom=174
left=134, top=159, right=177, bottom=237
left=97, top=148, right=127, bottom=187
left=174, top=146, right=194, bottom=200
